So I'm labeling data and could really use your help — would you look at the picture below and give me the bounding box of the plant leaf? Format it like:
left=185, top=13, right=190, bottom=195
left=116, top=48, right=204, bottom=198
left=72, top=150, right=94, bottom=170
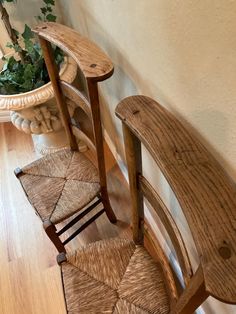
left=40, top=7, right=47, bottom=15
left=22, top=24, right=34, bottom=40
left=46, top=13, right=56, bottom=22
left=43, top=0, right=55, bottom=5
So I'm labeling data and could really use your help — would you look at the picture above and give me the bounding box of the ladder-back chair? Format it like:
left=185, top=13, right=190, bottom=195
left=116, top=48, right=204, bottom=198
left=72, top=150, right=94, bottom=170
left=57, top=95, right=236, bottom=313
left=14, top=22, right=116, bottom=253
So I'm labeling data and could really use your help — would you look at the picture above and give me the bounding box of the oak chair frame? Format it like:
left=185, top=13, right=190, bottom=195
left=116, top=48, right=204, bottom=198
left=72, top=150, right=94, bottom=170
left=115, top=95, right=236, bottom=313
left=15, top=22, right=117, bottom=253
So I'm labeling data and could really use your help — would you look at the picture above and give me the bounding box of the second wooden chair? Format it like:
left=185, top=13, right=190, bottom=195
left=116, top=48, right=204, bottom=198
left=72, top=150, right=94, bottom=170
left=57, top=95, right=236, bottom=313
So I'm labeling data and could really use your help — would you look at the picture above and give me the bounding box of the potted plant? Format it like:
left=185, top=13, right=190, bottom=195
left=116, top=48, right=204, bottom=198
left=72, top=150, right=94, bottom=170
left=0, top=0, right=77, bottom=154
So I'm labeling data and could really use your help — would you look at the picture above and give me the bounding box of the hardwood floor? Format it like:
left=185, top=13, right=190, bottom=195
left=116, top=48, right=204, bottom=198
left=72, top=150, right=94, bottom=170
left=0, top=122, right=131, bottom=314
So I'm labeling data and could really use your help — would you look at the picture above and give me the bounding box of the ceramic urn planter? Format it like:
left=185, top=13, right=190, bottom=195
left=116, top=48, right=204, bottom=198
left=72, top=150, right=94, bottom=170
left=0, top=56, right=81, bottom=155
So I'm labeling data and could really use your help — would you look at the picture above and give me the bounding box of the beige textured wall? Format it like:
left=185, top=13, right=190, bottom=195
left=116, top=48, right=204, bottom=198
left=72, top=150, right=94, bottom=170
left=0, top=0, right=62, bottom=54
left=65, top=1, right=236, bottom=313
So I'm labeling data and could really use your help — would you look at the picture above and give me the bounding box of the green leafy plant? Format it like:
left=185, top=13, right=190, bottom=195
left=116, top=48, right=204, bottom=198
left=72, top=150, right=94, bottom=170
left=0, top=0, right=63, bottom=95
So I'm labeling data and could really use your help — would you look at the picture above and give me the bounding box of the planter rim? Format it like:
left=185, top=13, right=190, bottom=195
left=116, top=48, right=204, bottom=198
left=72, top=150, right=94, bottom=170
left=0, top=56, right=77, bottom=111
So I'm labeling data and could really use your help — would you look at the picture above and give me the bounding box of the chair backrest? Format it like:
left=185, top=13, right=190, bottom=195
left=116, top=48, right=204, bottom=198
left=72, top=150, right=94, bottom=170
left=115, top=95, right=236, bottom=313
left=33, top=22, right=114, bottom=195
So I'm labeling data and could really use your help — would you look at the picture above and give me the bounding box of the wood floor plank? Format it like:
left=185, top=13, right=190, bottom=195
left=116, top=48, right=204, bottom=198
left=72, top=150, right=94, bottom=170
left=0, top=122, right=131, bottom=314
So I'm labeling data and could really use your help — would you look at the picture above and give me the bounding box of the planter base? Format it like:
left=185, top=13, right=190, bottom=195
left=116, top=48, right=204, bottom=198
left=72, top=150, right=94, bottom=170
left=32, top=129, right=87, bottom=155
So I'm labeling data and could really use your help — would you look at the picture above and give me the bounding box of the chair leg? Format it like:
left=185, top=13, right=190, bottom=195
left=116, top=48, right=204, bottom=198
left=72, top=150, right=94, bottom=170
left=101, top=188, right=117, bottom=223
left=43, top=220, right=66, bottom=253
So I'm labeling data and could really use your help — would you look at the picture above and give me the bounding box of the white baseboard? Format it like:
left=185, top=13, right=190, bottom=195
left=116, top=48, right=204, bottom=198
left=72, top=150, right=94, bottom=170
left=0, top=111, right=11, bottom=123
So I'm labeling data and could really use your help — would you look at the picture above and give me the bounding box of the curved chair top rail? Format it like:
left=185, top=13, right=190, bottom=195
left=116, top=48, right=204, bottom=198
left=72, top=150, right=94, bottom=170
left=33, top=22, right=114, bottom=81
left=116, top=95, right=236, bottom=304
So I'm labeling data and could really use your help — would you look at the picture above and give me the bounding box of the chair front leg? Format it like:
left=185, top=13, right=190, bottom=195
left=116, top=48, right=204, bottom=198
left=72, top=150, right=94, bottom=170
left=43, top=219, right=66, bottom=253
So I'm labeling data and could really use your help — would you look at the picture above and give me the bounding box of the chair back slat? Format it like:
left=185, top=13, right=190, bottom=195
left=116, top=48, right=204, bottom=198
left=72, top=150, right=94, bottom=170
left=139, top=175, right=193, bottom=285
left=60, top=81, right=96, bottom=151
left=116, top=95, right=236, bottom=309
left=61, top=81, right=92, bottom=120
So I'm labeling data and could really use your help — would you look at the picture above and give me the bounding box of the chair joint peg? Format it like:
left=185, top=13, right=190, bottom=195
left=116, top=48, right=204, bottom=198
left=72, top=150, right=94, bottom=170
left=57, top=252, right=67, bottom=265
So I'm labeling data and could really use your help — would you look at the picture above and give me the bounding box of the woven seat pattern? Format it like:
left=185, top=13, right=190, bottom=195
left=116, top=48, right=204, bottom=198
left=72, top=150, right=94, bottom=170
left=61, top=238, right=170, bottom=314
left=18, top=149, right=100, bottom=224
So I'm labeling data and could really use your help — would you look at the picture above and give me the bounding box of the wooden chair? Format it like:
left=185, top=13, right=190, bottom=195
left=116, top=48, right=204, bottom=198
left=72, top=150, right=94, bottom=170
left=57, top=95, right=236, bottom=313
left=14, top=22, right=117, bottom=254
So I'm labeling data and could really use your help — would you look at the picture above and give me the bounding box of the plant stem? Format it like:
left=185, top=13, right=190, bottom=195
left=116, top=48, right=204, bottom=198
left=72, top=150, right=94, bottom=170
left=0, top=1, right=25, bottom=63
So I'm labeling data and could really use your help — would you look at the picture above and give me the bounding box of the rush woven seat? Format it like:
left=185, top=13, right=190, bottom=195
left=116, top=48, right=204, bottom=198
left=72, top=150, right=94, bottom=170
left=17, top=149, right=100, bottom=224
left=60, top=238, right=170, bottom=314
